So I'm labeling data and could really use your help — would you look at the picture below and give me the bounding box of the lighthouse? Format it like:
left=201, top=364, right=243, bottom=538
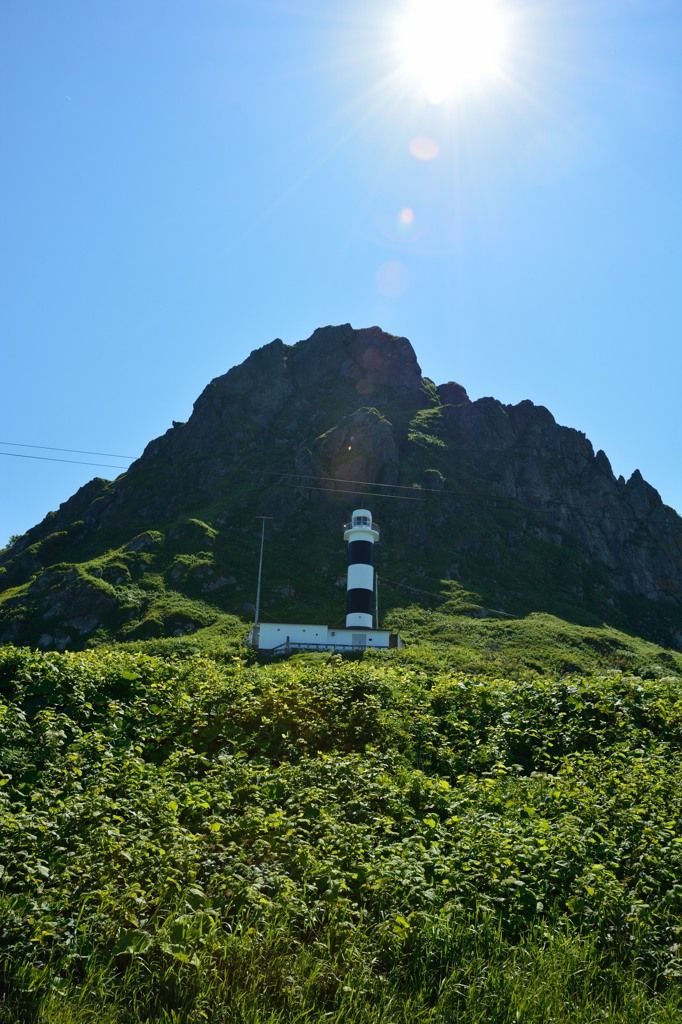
left=344, top=509, right=379, bottom=628
left=246, top=508, right=402, bottom=653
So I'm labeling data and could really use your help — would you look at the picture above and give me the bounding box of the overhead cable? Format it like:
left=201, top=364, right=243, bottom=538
left=0, top=452, right=128, bottom=470
left=0, top=441, right=136, bottom=459
left=248, top=468, right=670, bottom=526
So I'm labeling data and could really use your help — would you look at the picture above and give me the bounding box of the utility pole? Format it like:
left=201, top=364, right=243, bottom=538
left=254, top=516, right=272, bottom=626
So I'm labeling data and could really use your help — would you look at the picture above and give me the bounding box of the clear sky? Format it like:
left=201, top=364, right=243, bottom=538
left=2, top=0, right=681, bottom=546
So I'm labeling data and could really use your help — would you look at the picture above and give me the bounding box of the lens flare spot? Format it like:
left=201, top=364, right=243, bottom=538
left=399, top=207, right=415, bottom=225
left=409, top=135, right=439, bottom=161
left=376, top=260, right=409, bottom=298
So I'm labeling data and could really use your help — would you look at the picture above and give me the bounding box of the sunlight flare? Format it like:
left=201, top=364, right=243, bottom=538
left=395, top=0, right=510, bottom=103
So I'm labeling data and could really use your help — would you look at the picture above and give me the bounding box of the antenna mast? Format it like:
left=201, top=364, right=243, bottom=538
left=254, top=516, right=272, bottom=625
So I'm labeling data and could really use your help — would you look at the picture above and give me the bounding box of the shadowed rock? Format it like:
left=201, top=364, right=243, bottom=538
left=1, top=323, right=680, bottom=650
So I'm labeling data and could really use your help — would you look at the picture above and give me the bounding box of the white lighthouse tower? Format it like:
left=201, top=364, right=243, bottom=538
left=246, top=508, right=402, bottom=653
left=344, top=509, right=379, bottom=628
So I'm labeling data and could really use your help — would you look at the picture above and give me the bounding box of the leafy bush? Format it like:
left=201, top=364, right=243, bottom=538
left=1, top=645, right=681, bottom=1021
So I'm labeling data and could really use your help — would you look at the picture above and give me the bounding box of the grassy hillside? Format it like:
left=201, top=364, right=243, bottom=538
left=3, top=426, right=682, bottom=653
left=1, top=642, right=682, bottom=1022
left=71, top=600, right=682, bottom=681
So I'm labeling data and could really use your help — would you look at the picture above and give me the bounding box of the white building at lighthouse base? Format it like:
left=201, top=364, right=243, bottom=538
left=247, top=622, right=403, bottom=654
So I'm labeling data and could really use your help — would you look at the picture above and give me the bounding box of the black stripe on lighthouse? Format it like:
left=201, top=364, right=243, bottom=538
left=346, top=541, right=374, bottom=620
left=348, top=540, right=374, bottom=566
left=347, top=588, right=373, bottom=615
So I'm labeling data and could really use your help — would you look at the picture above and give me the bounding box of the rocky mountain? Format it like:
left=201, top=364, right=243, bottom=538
left=1, top=324, right=681, bottom=651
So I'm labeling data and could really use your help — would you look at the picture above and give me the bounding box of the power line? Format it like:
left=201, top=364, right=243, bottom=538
left=273, top=470, right=431, bottom=494
left=377, top=575, right=454, bottom=601
left=249, top=468, right=672, bottom=526
left=253, top=467, right=600, bottom=507
left=0, top=452, right=128, bottom=470
left=1, top=441, right=673, bottom=527
left=296, top=483, right=423, bottom=502
left=0, top=441, right=136, bottom=459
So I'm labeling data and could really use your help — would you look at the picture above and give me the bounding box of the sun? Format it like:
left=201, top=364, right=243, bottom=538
left=395, top=0, right=510, bottom=103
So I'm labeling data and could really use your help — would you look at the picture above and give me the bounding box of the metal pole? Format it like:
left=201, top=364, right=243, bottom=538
left=254, top=516, right=271, bottom=625
left=375, top=572, right=379, bottom=629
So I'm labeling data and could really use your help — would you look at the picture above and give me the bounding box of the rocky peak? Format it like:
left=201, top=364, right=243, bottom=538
left=169, top=324, right=425, bottom=448
left=1, top=323, right=680, bottom=652
left=287, top=324, right=423, bottom=395
left=202, top=323, right=420, bottom=395
left=437, top=382, right=470, bottom=406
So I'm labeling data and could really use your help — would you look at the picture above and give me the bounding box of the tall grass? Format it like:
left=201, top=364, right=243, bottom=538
left=3, top=913, right=681, bottom=1024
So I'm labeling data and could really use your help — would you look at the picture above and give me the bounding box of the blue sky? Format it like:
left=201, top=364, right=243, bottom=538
left=2, top=0, right=681, bottom=546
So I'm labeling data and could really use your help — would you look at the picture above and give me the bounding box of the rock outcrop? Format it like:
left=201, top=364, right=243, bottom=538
left=1, top=324, right=680, bottom=649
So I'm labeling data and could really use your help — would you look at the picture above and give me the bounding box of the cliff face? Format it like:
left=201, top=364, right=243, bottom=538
left=1, top=324, right=680, bottom=650
left=436, top=394, right=680, bottom=604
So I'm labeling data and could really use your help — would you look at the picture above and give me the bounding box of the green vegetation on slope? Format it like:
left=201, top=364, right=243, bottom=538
left=384, top=608, right=682, bottom=679
left=2, top=394, right=681, bottom=655
left=1, top=644, right=682, bottom=1022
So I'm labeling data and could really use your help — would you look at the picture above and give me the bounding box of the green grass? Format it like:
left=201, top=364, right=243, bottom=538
left=1, top=644, right=682, bottom=1021
left=3, top=422, right=681, bottom=655
left=5, top=920, right=682, bottom=1023
left=383, top=607, right=682, bottom=678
